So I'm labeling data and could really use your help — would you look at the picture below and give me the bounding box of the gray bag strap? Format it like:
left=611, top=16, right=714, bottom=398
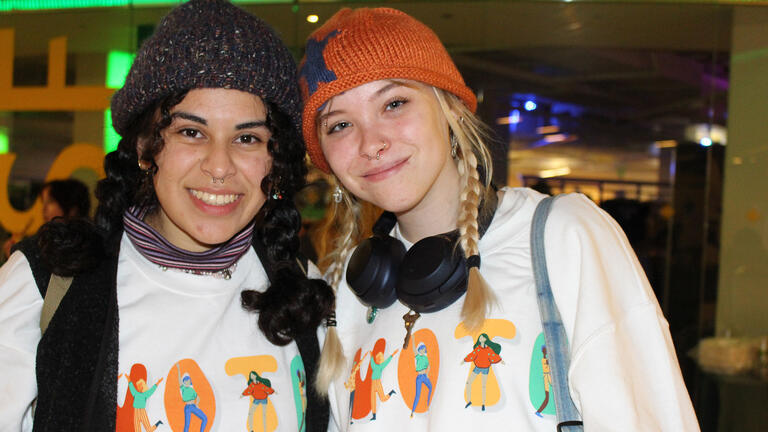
left=531, top=196, right=584, bottom=432
left=40, top=274, right=73, bottom=334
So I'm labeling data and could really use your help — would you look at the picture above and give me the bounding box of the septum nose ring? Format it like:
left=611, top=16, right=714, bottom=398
left=211, top=176, right=225, bottom=184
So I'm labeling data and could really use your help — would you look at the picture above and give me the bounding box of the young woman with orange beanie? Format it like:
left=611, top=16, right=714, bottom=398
left=300, top=7, right=699, bottom=431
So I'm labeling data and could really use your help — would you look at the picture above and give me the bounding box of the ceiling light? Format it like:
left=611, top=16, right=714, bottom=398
left=307, top=14, right=319, bottom=23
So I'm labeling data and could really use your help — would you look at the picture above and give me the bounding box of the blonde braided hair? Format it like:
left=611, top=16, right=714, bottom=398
left=434, top=88, right=497, bottom=332
left=315, top=180, right=361, bottom=394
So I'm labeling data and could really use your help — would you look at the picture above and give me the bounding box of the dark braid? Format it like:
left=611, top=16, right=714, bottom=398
left=241, top=103, right=334, bottom=345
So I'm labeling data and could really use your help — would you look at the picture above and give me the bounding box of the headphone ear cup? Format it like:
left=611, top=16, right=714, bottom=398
left=346, top=235, right=406, bottom=309
left=396, top=233, right=468, bottom=313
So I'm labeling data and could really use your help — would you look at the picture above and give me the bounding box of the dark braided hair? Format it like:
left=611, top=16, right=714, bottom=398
left=41, top=90, right=334, bottom=344
left=242, top=102, right=334, bottom=345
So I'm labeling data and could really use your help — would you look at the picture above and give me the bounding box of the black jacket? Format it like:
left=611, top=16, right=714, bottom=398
left=16, top=236, right=328, bottom=431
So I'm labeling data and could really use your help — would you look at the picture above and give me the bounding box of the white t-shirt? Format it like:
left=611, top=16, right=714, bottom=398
left=327, top=188, right=699, bottom=432
left=0, top=234, right=313, bottom=432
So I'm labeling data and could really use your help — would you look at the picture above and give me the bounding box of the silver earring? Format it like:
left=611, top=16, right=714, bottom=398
left=332, top=185, right=343, bottom=203
left=450, top=133, right=459, bottom=159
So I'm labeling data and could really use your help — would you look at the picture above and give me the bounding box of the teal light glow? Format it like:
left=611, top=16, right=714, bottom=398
left=104, top=51, right=134, bottom=153
left=1, top=0, right=289, bottom=12
left=0, top=127, right=8, bottom=154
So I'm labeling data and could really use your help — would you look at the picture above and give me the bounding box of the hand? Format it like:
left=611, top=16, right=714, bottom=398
left=392, top=349, right=400, bottom=357
left=156, top=378, right=164, bottom=385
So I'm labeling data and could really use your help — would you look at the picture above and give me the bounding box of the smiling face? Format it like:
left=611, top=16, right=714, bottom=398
left=317, top=80, right=460, bottom=223
left=142, top=88, right=272, bottom=252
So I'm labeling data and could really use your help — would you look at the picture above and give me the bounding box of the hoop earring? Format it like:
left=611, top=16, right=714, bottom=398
left=138, top=160, right=154, bottom=176
left=332, top=185, right=343, bottom=203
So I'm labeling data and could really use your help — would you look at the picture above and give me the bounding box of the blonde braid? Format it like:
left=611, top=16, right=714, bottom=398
left=435, top=89, right=496, bottom=332
left=315, top=182, right=359, bottom=394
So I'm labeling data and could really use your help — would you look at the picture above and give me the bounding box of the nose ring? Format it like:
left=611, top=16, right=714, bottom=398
left=211, top=176, right=225, bottom=184
left=375, top=142, right=388, bottom=160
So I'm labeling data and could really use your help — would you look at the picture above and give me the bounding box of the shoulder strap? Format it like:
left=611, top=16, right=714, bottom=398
left=40, top=274, right=73, bottom=334
left=13, top=235, right=74, bottom=335
left=531, top=196, right=584, bottom=432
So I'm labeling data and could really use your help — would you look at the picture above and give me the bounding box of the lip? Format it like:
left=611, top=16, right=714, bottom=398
left=187, top=188, right=244, bottom=215
left=362, top=157, right=409, bottom=182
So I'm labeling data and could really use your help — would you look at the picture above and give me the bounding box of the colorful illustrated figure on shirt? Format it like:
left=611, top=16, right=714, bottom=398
left=463, top=333, right=504, bottom=411
left=290, top=355, right=307, bottom=432
left=535, top=346, right=552, bottom=417
left=345, top=350, right=370, bottom=424
left=455, top=319, right=516, bottom=411
left=410, top=342, right=432, bottom=417
left=242, top=371, right=275, bottom=432
left=396, top=328, right=440, bottom=417
left=117, top=363, right=148, bottom=432
left=529, top=332, right=556, bottom=417
left=369, top=347, right=399, bottom=420
left=177, top=363, right=209, bottom=432
left=164, top=359, right=215, bottom=432
left=118, top=373, right=164, bottom=432
left=295, top=370, right=306, bottom=430
left=225, top=355, right=279, bottom=431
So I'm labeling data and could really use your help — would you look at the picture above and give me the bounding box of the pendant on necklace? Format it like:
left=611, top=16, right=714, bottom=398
left=402, top=310, right=421, bottom=349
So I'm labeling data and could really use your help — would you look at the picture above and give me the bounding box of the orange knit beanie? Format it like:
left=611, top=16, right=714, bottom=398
left=299, top=7, right=477, bottom=173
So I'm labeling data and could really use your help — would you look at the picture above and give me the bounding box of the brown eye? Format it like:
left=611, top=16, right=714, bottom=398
left=236, top=134, right=264, bottom=145
left=180, top=128, right=201, bottom=138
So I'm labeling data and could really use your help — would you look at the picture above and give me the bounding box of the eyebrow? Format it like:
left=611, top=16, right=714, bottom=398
left=171, top=112, right=267, bottom=130
left=171, top=112, right=206, bottom=125
left=236, top=121, right=267, bottom=130
left=371, top=81, right=401, bottom=100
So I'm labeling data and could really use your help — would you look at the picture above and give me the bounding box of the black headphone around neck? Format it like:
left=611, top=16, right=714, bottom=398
left=346, top=192, right=498, bottom=314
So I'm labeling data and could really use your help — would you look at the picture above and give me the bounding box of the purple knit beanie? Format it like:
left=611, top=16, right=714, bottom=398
left=111, top=0, right=301, bottom=137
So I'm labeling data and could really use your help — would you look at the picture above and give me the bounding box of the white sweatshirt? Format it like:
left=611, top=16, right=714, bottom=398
left=326, top=187, right=699, bottom=432
left=0, top=234, right=313, bottom=432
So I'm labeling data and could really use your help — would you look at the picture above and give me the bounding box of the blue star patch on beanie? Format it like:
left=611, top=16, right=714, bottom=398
left=300, top=30, right=340, bottom=96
